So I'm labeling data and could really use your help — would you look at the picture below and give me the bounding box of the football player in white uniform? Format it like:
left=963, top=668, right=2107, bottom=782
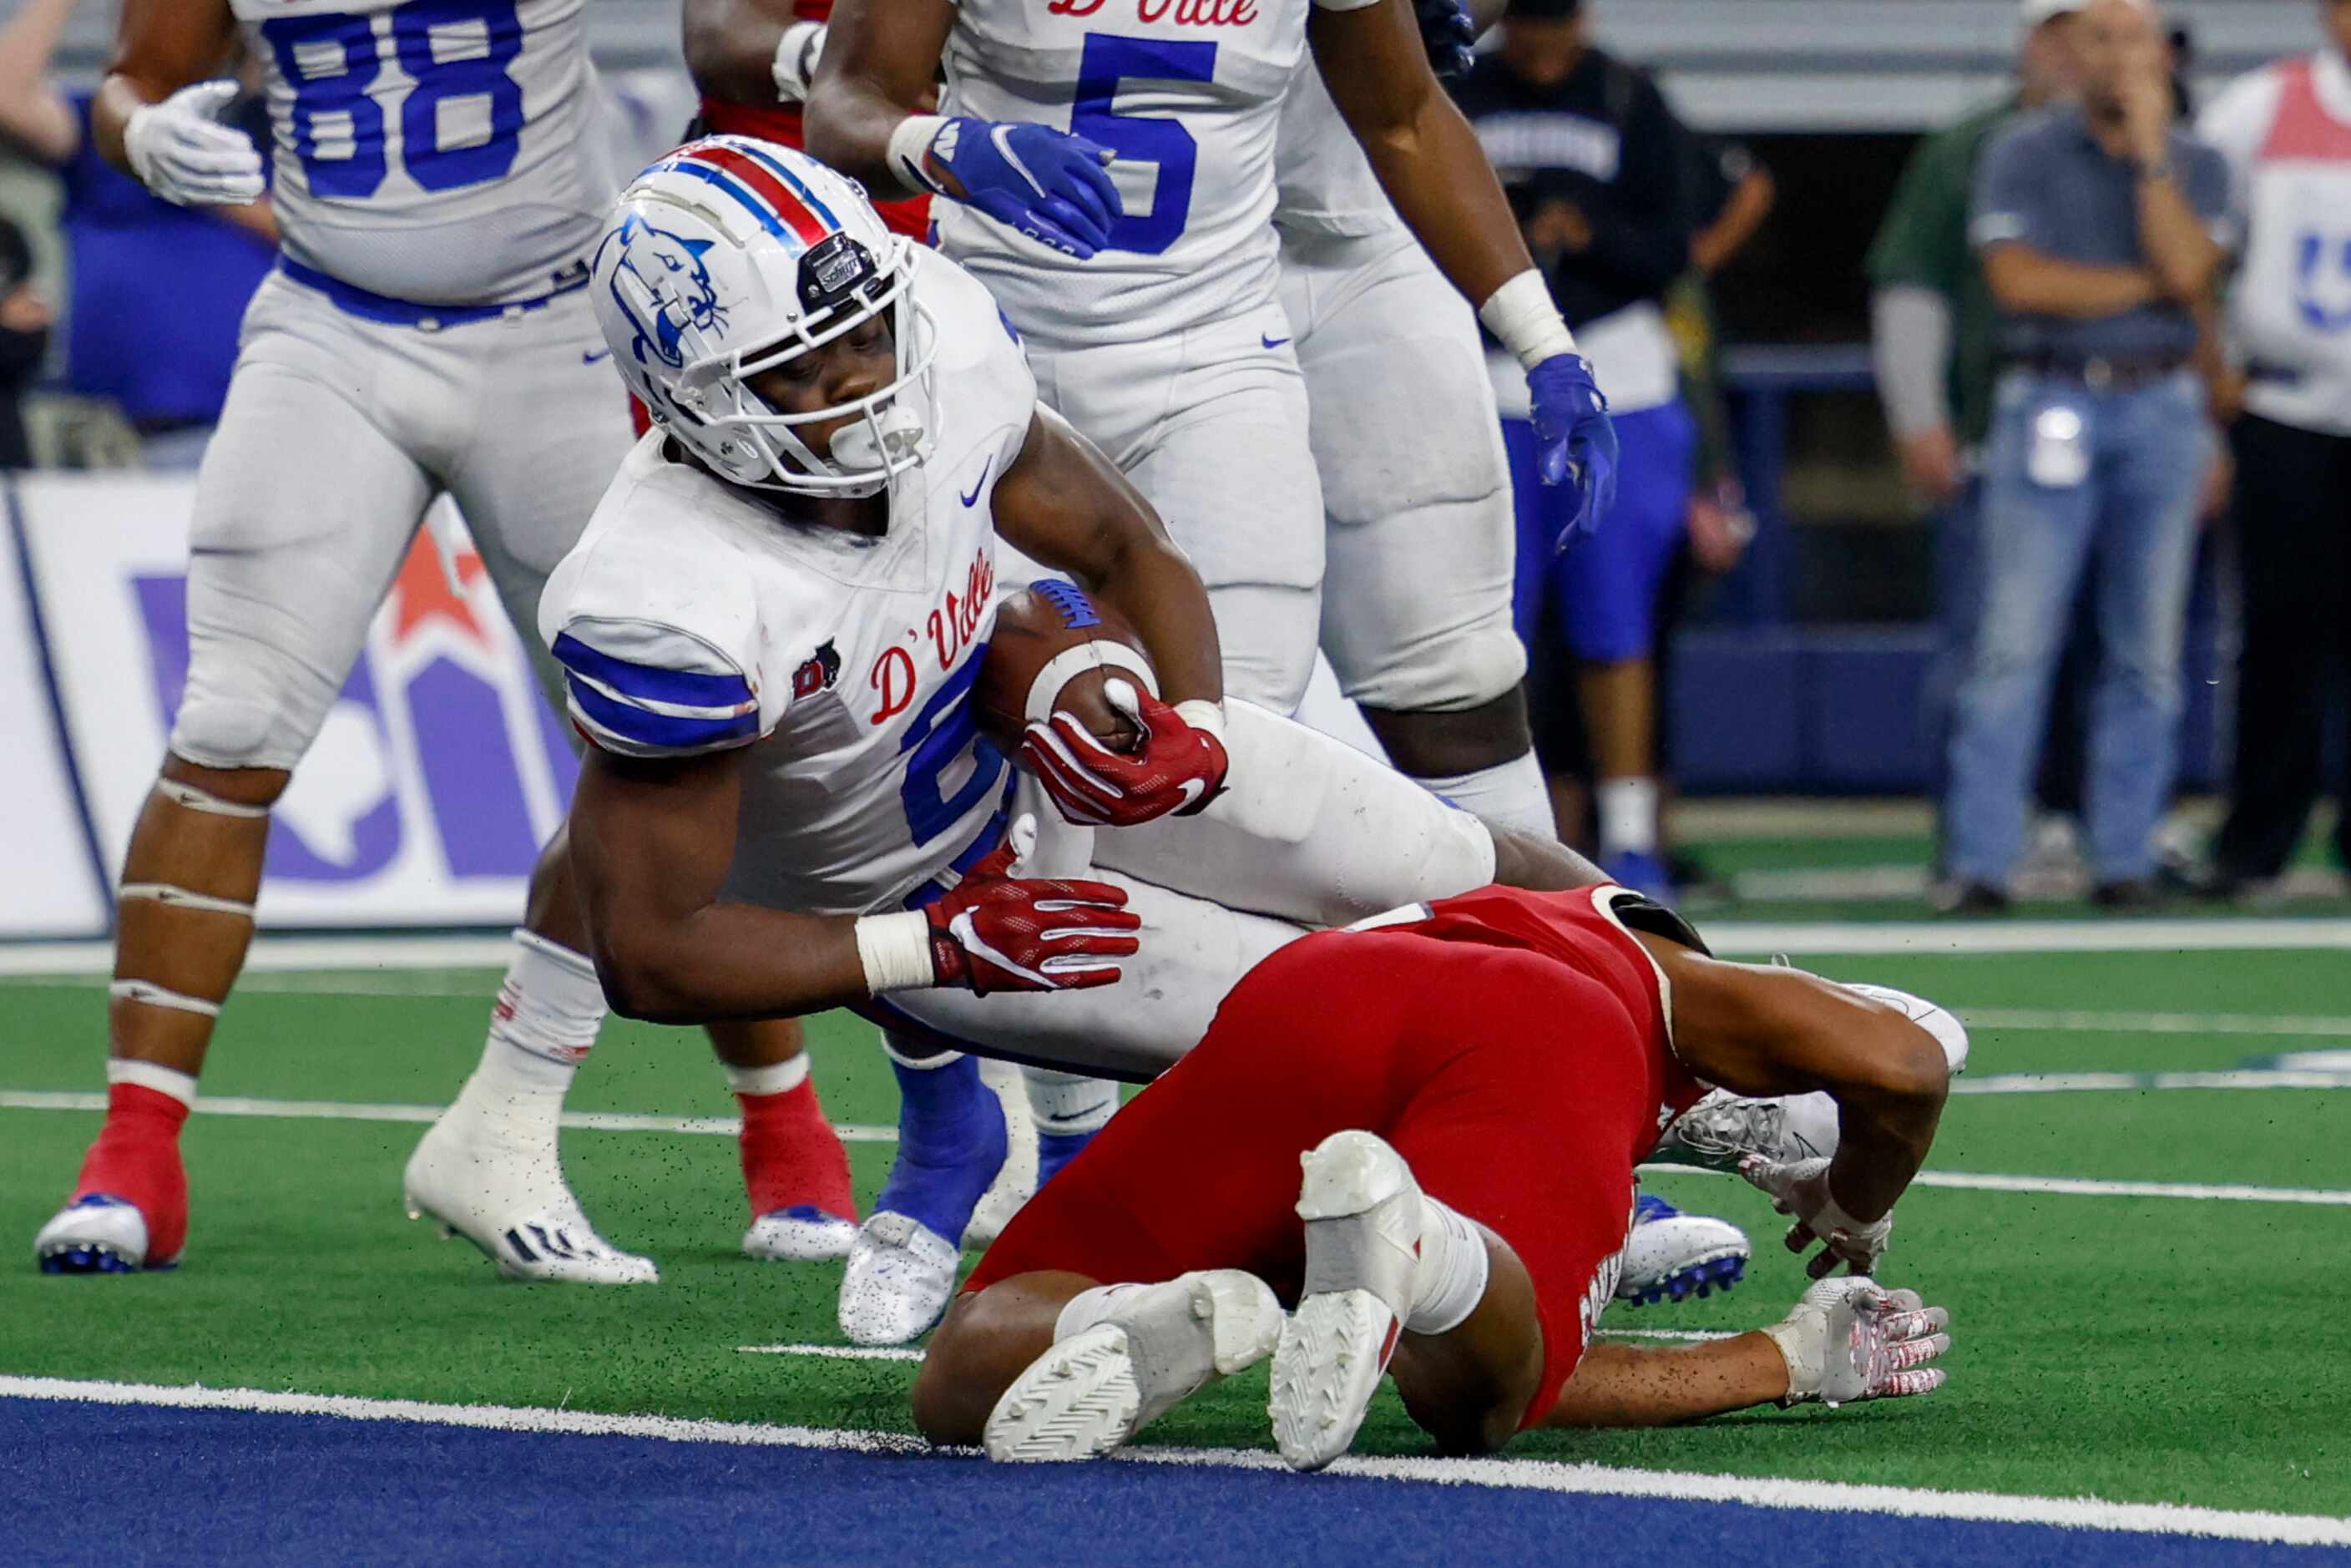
left=32, top=0, right=848, bottom=1283
left=549, top=141, right=1674, bottom=1343
left=803, top=0, right=1619, bottom=722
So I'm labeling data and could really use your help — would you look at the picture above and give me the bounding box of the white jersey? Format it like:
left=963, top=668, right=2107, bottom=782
left=2198, top=50, right=2351, bottom=438
left=1272, top=62, right=1397, bottom=240
left=233, top=0, right=614, bottom=305
left=538, top=253, right=1037, bottom=917
left=936, top=0, right=1379, bottom=348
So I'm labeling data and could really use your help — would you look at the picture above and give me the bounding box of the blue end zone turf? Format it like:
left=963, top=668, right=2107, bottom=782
left=0, top=1399, right=2333, bottom=1567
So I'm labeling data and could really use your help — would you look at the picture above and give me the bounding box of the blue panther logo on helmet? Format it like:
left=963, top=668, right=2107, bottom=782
left=604, top=213, right=731, bottom=370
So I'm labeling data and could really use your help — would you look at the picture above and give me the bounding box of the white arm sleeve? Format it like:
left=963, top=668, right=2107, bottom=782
left=1871, top=286, right=1954, bottom=441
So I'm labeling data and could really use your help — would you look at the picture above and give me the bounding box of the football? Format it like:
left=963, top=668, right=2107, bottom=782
left=973, top=579, right=1150, bottom=755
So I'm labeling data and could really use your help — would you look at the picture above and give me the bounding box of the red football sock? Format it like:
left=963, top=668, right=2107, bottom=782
left=73, top=1082, right=192, bottom=1264
left=737, top=1078, right=856, bottom=1222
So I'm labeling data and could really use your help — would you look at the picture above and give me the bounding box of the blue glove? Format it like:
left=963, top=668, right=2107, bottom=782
left=1413, top=0, right=1477, bottom=79
left=919, top=117, right=1122, bottom=260
left=1526, top=352, right=1619, bottom=547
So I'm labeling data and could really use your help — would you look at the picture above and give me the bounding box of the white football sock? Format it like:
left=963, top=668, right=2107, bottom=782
left=1595, top=776, right=1661, bottom=858
left=723, top=1055, right=811, bottom=1097
left=1055, top=1282, right=1148, bottom=1342
left=461, top=929, right=605, bottom=1145
left=1405, top=1195, right=1490, bottom=1336
left=1411, top=751, right=1557, bottom=841
left=1022, top=1068, right=1118, bottom=1139
left=107, top=1058, right=198, bottom=1108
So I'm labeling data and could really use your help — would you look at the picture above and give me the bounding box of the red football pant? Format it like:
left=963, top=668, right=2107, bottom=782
left=963, top=928, right=1655, bottom=1427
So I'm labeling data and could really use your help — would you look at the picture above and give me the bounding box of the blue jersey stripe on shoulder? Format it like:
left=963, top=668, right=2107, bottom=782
left=551, top=631, right=754, bottom=711
left=569, top=675, right=758, bottom=751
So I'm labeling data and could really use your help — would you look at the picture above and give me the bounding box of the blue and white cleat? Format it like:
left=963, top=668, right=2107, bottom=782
left=985, top=1270, right=1283, bottom=1463
left=34, top=1194, right=155, bottom=1275
left=1615, top=1192, right=1748, bottom=1307
left=839, top=1055, right=1036, bottom=1345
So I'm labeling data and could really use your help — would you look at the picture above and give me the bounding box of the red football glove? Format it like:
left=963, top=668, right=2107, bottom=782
left=923, top=871, right=1140, bottom=995
left=1019, top=680, right=1229, bottom=827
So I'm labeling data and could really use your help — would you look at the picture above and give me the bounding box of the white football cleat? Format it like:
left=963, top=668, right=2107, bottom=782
left=743, top=1206, right=858, bottom=1262
left=1655, top=1089, right=1833, bottom=1171
left=1615, top=1193, right=1749, bottom=1306
left=838, top=1211, right=961, bottom=1345
left=33, top=1194, right=153, bottom=1275
left=1270, top=1130, right=1423, bottom=1473
left=402, top=1095, right=658, bottom=1286
left=984, top=1270, right=1282, bottom=1464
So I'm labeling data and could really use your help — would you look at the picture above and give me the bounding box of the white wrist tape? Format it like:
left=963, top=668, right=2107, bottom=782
left=1023, top=640, right=1160, bottom=726
left=771, top=21, right=827, bottom=103
left=887, top=114, right=949, bottom=195
left=854, top=911, right=938, bottom=994
left=1761, top=1315, right=1823, bottom=1402
left=1479, top=268, right=1579, bottom=369
left=1813, top=1179, right=1893, bottom=1250
left=1172, top=698, right=1226, bottom=744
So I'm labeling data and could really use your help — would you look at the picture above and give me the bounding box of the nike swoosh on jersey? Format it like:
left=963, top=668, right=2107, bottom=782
left=961, top=458, right=993, bottom=507
left=1261, top=334, right=1290, bottom=350
left=582, top=349, right=613, bottom=365
left=1173, top=777, right=1206, bottom=810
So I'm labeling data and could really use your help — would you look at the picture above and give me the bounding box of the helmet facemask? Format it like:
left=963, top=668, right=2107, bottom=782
left=671, top=231, right=939, bottom=500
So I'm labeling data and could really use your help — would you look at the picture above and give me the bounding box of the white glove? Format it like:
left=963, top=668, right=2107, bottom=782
left=1740, top=1154, right=1893, bottom=1278
left=1762, top=1276, right=1950, bottom=1406
left=124, top=82, right=265, bottom=207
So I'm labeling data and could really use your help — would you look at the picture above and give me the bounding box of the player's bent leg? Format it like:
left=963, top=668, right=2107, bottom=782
left=41, top=332, right=437, bottom=1273
left=712, top=1019, right=859, bottom=1263
left=980, top=1270, right=1283, bottom=1462
left=404, top=830, right=656, bottom=1284
left=838, top=1037, right=1035, bottom=1345
left=1359, top=692, right=1556, bottom=842
left=1271, top=1130, right=1496, bottom=1470
left=1020, top=1067, right=1118, bottom=1191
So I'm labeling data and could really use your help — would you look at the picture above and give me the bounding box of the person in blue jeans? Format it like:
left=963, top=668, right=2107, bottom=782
left=1946, top=0, right=2229, bottom=910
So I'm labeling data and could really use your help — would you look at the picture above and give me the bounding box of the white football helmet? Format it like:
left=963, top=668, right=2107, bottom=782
left=590, top=135, right=938, bottom=498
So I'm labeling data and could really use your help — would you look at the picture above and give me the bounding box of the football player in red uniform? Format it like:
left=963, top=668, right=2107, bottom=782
left=914, top=883, right=1955, bottom=1467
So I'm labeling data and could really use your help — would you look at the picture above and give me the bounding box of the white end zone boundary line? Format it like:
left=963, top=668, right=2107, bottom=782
left=3, top=1377, right=2343, bottom=1548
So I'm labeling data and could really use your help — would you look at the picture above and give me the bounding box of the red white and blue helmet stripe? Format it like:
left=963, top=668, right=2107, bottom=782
left=663, top=139, right=845, bottom=252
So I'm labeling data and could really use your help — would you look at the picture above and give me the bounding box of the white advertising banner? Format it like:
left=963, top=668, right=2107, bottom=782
left=13, top=474, right=577, bottom=931
left=0, top=494, right=109, bottom=938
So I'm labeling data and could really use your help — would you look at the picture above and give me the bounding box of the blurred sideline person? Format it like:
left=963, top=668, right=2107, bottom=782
left=1455, top=0, right=1696, bottom=903
left=2192, top=0, right=2351, bottom=898
left=1944, top=0, right=2229, bottom=911
left=915, top=883, right=1955, bottom=1465
left=0, top=214, right=48, bottom=468
left=0, top=0, right=271, bottom=468
left=1869, top=0, right=2092, bottom=889
left=30, top=0, right=842, bottom=1285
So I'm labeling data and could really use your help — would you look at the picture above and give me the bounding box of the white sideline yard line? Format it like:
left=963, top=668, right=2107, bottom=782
left=14, top=917, right=2351, bottom=981
left=1964, top=1007, right=2351, bottom=1037
left=3, top=1088, right=2344, bottom=1205
left=3, top=1377, right=2344, bottom=1547
left=1950, top=1069, right=2351, bottom=1095
left=0, top=1090, right=898, bottom=1145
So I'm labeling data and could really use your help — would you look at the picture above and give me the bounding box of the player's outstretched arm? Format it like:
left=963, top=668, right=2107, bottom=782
left=1540, top=1279, right=1949, bottom=1427
left=1312, top=0, right=1615, bottom=539
left=993, top=407, right=1222, bottom=713
left=571, top=747, right=1139, bottom=1021
left=683, top=0, right=829, bottom=108
left=1646, top=943, right=1951, bottom=1272
left=94, top=0, right=258, bottom=205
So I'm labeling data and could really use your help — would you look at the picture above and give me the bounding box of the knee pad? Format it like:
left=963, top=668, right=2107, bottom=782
left=1345, top=620, right=1527, bottom=716
left=168, top=638, right=338, bottom=771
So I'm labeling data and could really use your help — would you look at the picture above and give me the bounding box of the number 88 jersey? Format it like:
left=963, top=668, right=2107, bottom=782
left=234, top=0, right=613, bottom=305
left=937, top=0, right=1376, bottom=352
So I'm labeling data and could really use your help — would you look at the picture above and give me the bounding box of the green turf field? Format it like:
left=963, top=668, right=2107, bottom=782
left=3, top=936, right=2347, bottom=1519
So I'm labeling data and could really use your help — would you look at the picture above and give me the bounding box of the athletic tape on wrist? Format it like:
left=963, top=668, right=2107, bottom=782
left=118, top=883, right=256, bottom=919
left=1761, top=1315, right=1823, bottom=1402
left=109, top=978, right=222, bottom=1019
left=1479, top=269, right=1579, bottom=369
left=1172, top=698, right=1226, bottom=744
left=156, top=778, right=270, bottom=819
left=855, top=910, right=937, bottom=994
left=886, top=114, right=949, bottom=195
left=1023, top=640, right=1160, bottom=727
